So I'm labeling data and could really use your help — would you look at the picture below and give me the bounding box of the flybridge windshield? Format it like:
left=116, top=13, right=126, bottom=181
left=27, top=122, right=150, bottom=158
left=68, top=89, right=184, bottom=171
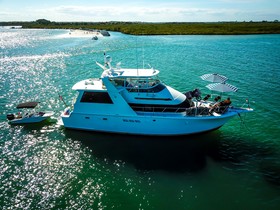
left=109, top=77, right=165, bottom=93
left=101, top=68, right=159, bottom=78
left=110, top=78, right=161, bottom=88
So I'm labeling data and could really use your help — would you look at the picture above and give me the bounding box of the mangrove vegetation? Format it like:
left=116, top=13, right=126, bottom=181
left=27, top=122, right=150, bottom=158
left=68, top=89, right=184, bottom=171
left=1, top=20, right=280, bottom=35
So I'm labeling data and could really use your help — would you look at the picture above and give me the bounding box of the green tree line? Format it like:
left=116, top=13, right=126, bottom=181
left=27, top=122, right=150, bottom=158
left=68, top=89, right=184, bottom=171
left=1, top=20, right=280, bottom=35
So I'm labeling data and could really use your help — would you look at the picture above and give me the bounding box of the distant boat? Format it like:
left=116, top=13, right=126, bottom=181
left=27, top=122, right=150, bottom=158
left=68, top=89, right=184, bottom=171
left=99, top=30, right=110, bottom=36
left=7, top=102, right=54, bottom=125
left=0, top=26, right=22, bottom=29
left=60, top=55, right=253, bottom=136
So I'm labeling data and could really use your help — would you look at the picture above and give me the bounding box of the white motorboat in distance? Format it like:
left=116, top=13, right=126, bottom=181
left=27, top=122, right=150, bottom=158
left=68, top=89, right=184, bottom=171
left=60, top=55, right=253, bottom=136
left=7, top=102, right=54, bottom=125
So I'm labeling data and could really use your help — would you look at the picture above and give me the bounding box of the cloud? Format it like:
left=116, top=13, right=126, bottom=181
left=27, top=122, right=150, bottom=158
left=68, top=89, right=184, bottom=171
left=40, top=5, right=240, bottom=22
left=0, top=3, right=278, bottom=22
left=217, top=0, right=264, bottom=2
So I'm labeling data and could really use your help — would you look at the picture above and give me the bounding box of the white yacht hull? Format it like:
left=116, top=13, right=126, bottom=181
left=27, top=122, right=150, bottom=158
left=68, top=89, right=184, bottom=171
left=59, top=57, right=253, bottom=136
left=61, top=111, right=238, bottom=136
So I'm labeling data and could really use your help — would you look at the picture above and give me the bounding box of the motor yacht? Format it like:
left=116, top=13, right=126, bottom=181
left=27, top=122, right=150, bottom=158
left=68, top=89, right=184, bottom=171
left=60, top=55, right=253, bottom=135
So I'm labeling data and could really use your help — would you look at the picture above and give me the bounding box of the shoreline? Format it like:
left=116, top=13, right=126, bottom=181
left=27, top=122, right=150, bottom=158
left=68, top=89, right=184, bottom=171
left=1, top=21, right=280, bottom=35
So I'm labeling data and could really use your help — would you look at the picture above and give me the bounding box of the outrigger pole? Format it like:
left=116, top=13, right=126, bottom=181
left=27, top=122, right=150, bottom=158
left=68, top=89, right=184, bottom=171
left=59, top=94, right=68, bottom=107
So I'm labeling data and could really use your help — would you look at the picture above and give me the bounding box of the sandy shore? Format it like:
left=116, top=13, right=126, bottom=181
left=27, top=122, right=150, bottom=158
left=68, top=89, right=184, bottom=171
left=67, top=29, right=102, bottom=38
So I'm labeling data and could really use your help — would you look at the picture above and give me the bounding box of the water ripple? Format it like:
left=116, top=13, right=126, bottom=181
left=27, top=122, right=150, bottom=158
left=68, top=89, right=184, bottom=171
left=1, top=31, right=280, bottom=209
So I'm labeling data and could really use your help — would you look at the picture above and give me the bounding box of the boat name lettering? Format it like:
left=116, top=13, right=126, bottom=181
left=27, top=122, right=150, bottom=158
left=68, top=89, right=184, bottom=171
left=123, top=119, right=141, bottom=123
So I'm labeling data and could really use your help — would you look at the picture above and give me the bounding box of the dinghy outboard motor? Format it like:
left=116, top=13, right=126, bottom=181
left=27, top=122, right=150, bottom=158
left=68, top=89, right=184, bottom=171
left=7, top=114, right=15, bottom=120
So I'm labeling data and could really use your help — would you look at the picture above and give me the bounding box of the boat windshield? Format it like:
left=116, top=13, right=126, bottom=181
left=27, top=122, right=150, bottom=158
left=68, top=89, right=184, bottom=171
left=110, top=77, right=161, bottom=89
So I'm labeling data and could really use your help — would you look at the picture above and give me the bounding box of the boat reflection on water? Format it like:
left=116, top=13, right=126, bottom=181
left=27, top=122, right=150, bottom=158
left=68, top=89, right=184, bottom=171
left=64, top=129, right=280, bottom=187
left=64, top=129, right=224, bottom=173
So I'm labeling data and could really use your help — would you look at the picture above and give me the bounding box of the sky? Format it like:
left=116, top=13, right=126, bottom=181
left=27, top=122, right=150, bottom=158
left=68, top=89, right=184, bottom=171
left=0, top=0, right=279, bottom=22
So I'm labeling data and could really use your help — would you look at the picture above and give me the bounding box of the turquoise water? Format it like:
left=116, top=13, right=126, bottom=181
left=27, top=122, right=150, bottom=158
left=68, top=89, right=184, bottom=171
left=1, top=29, right=280, bottom=209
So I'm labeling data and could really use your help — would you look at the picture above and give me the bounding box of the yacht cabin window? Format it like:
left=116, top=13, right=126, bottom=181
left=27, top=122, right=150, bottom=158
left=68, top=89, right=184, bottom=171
left=80, top=91, right=113, bottom=104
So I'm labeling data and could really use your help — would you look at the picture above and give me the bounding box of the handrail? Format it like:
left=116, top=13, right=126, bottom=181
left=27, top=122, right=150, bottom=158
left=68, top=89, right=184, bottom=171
left=130, top=105, right=216, bottom=117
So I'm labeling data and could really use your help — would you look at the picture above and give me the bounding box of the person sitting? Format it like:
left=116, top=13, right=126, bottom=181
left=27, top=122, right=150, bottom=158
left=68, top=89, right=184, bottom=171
left=220, top=97, right=231, bottom=106
left=210, top=97, right=231, bottom=114
left=16, top=112, right=22, bottom=119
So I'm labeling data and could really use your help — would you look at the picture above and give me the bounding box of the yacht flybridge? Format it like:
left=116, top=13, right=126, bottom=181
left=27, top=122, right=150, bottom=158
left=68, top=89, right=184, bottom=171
left=60, top=55, right=253, bottom=136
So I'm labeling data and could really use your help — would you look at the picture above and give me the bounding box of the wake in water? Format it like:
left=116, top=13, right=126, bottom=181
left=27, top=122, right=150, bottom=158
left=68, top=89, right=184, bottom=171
left=0, top=52, right=70, bottom=63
